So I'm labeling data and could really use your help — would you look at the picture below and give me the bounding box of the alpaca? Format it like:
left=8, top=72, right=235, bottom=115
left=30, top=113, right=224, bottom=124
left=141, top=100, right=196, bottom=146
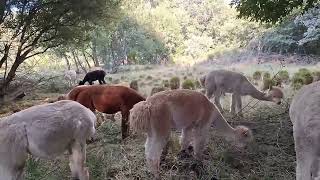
left=79, top=70, right=106, bottom=85
left=0, top=100, right=96, bottom=180
left=130, top=89, right=252, bottom=179
left=64, top=85, right=145, bottom=139
left=289, top=81, right=320, bottom=180
left=64, top=70, right=77, bottom=87
left=201, top=70, right=284, bottom=115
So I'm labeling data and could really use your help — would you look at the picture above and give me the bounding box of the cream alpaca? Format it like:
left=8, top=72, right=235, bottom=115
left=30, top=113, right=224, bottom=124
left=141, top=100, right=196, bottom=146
left=201, top=70, right=283, bottom=115
left=0, top=100, right=96, bottom=180
left=290, top=81, right=320, bottom=180
left=130, top=89, right=252, bottom=179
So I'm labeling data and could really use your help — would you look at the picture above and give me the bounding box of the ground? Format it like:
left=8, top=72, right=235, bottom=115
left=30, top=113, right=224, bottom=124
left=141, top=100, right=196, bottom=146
left=1, top=59, right=317, bottom=180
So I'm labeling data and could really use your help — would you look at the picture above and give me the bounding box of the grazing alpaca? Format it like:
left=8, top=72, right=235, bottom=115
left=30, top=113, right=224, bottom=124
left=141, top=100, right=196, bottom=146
left=65, top=85, right=145, bottom=139
left=79, top=70, right=106, bottom=85
left=201, top=70, right=284, bottom=115
left=64, top=70, right=77, bottom=87
left=0, top=100, right=96, bottom=180
left=130, top=89, right=252, bottom=178
left=290, top=81, right=320, bottom=180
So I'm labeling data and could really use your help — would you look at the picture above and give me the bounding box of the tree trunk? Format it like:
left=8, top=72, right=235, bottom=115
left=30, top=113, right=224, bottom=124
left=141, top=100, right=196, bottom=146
left=0, top=44, right=10, bottom=69
left=92, top=39, right=99, bottom=67
left=72, top=52, right=80, bottom=73
left=72, top=50, right=87, bottom=73
left=0, top=56, right=23, bottom=96
left=0, top=0, right=6, bottom=24
left=63, top=54, right=71, bottom=70
left=82, top=51, right=91, bottom=69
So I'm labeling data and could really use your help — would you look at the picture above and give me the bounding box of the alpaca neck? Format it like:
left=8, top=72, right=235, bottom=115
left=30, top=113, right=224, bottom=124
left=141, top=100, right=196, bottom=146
left=211, top=108, right=236, bottom=139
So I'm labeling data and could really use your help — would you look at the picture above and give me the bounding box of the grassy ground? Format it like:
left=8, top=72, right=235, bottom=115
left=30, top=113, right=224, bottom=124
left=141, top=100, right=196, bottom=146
left=0, top=61, right=313, bottom=180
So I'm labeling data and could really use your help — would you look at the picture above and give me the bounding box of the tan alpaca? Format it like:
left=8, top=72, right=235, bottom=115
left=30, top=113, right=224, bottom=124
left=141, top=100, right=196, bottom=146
left=130, top=89, right=253, bottom=179
left=201, top=70, right=284, bottom=115
left=0, top=100, right=96, bottom=180
left=290, top=81, right=320, bottom=180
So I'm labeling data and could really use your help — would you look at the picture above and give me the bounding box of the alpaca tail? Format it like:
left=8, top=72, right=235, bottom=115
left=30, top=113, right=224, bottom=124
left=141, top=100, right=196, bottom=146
left=129, top=101, right=151, bottom=133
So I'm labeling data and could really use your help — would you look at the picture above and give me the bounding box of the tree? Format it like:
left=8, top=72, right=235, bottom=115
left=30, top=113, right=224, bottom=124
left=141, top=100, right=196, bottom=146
left=0, top=0, right=121, bottom=96
left=231, top=0, right=319, bottom=23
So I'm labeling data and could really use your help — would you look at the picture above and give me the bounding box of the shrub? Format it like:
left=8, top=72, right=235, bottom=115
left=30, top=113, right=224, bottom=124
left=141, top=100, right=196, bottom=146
left=183, top=76, right=188, bottom=80
left=129, top=80, right=139, bottom=91
left=162, top=80, right=170, bottom=88
left=276, top=70, right=290, bottom=83
left=312, top=71, right=320, bottom=82
left=298, top=68, right=313, bottom=85
left=291, top=74, right=304, bottom=90
left=252, top=71, right=262, bottom=81
left=262, top=78, right=276, bottom=90
left=263, top=72, right=271, bottom=80
left=146, top=75, right=153, bottom=80
left=107, top=77, right=113, bottom=82
left=194, top=80, right=201, bottom=89
left=150, top=87, right=168, bottom=96
left=182, top=79, right=195, bottom=90
left=170, top=77, right=180, bottom=89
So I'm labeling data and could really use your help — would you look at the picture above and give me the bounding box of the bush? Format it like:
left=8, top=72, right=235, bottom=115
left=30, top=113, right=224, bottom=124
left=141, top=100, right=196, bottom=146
left=150, top=87, right=168, bottom=96
left=170, top=77, right=180, bottom=89
left=312, top=71, right=320, bottom=82
left=262, top=78, right=276, bottom=90
left=276, top=70, right=290, bottom=83
left=252, top=71, right=262, bottom=81
left=291, top=74, right=304, bottom=90
left=298, top=68, right=313, bottom=85
left=146, top=75, right=153, bottom=80
left=129, top=80, right=139, bottom=91
left=182, top=79, right=195, bottom=90
left=162, top=80, right=170, bottom=88
left=194, top=80, right=201, bottom=89
left=263, top=72, right=271, bottom=80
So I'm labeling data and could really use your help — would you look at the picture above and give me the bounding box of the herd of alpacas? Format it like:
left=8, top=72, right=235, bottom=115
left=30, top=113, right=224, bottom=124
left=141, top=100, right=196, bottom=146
left=0, top=69, right=318, bottom=180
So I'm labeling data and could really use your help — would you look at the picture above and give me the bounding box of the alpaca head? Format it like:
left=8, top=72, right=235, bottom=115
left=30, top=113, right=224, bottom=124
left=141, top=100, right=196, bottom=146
left=233, top=126, right=253, bottom=148
left=79, top=81, right=85, bottom=85
left=266, top=86, right=283, bottom=105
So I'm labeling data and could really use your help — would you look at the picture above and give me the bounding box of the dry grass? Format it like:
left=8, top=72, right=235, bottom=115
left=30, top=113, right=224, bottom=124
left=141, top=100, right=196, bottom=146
left=0, top=61, right=312, bottom=180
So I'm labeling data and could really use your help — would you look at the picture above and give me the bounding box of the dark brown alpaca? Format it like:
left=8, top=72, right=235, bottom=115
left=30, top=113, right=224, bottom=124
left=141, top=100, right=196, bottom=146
left=66, top=85, right=146, bottom=139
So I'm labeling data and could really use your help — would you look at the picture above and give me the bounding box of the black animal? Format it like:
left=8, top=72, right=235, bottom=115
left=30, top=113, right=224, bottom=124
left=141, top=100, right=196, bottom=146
left=79, top=70, right=106, bottom=85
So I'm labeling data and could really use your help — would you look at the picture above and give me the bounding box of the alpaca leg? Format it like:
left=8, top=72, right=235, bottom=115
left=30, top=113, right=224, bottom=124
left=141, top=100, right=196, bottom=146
left=214, top=93, right=223, bottom=112
left=230, top=93, right=237, bottom=114
left=98, top=79, right=103, bottom=84
left=235, top=94, right=243, bottom=117
left=193, top=124, right=210, bottom=160
left=180, top=127, right=193, bottom=151
left=145, top=135, right=168, bottom=179
left=89, top=81, right=93, bottom=85
left=102, top=79, right=106, bottom=84
left=69, top=142, right=89, bottom=180
left=121, top=110, right=130, bottom=139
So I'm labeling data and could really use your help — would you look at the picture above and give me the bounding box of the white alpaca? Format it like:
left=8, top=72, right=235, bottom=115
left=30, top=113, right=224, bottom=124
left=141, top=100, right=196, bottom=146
left=130, top=89, right=252, bottom=179
left=290, top=81, right=320, bottom=180
left=200, top=70, right=284, bottom=116
left=0, top=100, right=96, bottom=180
left=64, top=70, right=77, bottom=87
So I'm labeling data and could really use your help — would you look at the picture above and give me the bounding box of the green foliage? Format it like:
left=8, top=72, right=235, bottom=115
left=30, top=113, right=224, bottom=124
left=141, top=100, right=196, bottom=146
left=231, top=0, right=317, bottom=23
left=170, top=77, right=180, bottom=89
left=182, top=79, right=195, bottom=90
left=312, top=71, right=320, bottom=81
left=130, top=80, right=139, bottom=91
left=263, top=72, right=271, bottom=80
left=162, top=80, right=170, bottom=88
left=291, top=68, right=314, bottom=89
left=150, top=87, right=168, bottom=96
left=253, top=71, right=262, bottom=80
left=194, top=80, right=201, bottom=89
left=262, top=78, right=277, bottom=90
left=276, top=70, right=290, bottom=83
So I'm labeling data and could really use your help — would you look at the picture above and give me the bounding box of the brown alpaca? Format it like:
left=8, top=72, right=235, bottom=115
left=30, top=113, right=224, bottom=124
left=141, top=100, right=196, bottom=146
left=130, top=89, right=252, bottom=179
left=65, top=85, right=145, bottom=139
left=201, top=70, right=284, bottom=115
left=290, top=81, right=320, bottom=180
